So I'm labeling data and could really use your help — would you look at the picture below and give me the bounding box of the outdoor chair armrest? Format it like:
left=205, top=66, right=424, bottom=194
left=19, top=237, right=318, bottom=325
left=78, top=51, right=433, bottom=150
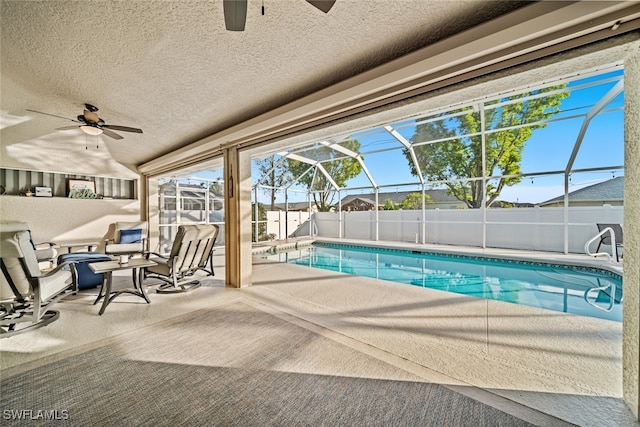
left=38, top=261, right=76, bottom=278
left=144, top=251, right=168, bottom=260
left=34, top=241, right=56, bottom=249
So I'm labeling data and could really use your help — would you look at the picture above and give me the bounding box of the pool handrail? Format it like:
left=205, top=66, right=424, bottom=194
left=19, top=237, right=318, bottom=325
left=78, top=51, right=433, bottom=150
left=584, top=226, right=617, bottom=262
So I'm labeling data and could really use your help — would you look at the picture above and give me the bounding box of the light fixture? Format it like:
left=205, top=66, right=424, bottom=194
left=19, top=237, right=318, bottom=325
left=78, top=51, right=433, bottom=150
left=80, top=125, right=103, bottom=136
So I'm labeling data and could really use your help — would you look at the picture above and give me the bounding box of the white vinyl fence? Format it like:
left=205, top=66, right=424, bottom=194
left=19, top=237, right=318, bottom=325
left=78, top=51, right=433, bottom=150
left=288, top=205, right=623, bottom=254
left=265, top=211, right=312, bottom=241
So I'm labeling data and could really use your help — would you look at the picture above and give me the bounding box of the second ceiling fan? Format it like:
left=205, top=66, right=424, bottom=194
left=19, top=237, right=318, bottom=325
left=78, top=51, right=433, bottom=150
left=224, top=0, right=336, bottom=31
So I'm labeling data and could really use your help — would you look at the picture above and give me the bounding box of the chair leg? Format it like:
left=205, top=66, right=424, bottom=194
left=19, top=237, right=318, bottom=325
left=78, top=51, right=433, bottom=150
left=155, top=269, right=201, bottom=294
left=0, top=309, right=60, bottom=338
left=156, top=281, right=201, bottom=293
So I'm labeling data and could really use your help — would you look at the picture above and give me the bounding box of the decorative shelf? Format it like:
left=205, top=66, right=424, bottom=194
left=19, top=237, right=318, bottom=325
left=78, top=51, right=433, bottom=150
left=0, top=168, right=137, bottom=200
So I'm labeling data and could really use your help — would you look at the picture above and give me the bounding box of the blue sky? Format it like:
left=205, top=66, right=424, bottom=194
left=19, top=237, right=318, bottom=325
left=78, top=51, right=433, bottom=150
left=194, top=68, right=625, bottom=205
left=313, top=69, right=624, bottom=205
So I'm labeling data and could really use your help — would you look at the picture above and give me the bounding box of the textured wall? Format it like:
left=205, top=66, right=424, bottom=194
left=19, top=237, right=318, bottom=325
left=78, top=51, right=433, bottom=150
left=0, top=196, right=141, bottom=245
left=623, top=43, right=640, bottom=419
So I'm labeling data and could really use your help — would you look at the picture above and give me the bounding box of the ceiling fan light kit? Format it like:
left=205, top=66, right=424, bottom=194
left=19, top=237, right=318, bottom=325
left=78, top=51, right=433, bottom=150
left=80, top=125, right=103, bottom=136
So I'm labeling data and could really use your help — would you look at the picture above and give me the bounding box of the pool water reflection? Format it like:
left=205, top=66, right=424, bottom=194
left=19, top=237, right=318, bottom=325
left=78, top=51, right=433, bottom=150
left=262, top=243, right=622, bottom=322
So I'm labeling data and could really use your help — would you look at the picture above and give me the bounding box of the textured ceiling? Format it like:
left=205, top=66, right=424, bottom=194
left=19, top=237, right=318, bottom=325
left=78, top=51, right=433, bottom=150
left=0, top=0, right=529, bottom=177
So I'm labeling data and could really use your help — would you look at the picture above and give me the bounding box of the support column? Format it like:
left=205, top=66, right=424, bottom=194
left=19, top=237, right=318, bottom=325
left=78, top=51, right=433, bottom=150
left=623, top=43, right=640, bottom=420
left=144, top=176, right=160, bottom=253
left=224, top=145, right=253, bottom=288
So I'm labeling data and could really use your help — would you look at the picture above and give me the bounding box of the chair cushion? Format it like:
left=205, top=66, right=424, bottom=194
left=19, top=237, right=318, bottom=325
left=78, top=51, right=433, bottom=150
left=0, top=230, right=41, bottom=300
left=0, top=258, right=30, bottom=301
left=119, top=228, right=142, bottom=244
left=39, top=269, right=73, bottom=301
left=147, top=257, right=171, bottom=276
left=105, top=242, right=144, bottom=255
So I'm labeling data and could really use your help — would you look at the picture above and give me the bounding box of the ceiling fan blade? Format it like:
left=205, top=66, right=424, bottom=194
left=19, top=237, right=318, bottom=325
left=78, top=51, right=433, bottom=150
left=27, top=109, right=80, bottom=122
left=101, top=128, right=124, bottom=140
left=306, top=0, right=336, bottom=13
left=223, top=0, right=247, bottom=31
left=55, top=126, right=80, bottom=131
left=102, top=124, right=143, bottom=133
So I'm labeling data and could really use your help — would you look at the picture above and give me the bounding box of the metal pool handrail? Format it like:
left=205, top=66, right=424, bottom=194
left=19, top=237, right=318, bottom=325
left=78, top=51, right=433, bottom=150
left=584, top=226, right=617, bottom=262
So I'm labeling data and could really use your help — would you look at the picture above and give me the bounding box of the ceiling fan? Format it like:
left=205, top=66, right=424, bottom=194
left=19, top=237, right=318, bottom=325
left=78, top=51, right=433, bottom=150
left=26, top=104, right=143, bottom=140
left=224, top=0, right=336, bottom=31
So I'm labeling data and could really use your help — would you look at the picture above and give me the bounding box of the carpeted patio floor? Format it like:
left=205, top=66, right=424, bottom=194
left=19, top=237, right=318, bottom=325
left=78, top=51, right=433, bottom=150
left=1, top=299, right=570, bottom=426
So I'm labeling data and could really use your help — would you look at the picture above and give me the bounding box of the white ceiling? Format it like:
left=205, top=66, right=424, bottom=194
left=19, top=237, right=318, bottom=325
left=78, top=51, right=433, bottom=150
left=0, top=0, right=529, bottom=178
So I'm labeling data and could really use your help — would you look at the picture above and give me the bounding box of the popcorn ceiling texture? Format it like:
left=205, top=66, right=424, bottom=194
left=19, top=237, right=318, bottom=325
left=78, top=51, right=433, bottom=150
left=0, top=0, right=526, bottom=174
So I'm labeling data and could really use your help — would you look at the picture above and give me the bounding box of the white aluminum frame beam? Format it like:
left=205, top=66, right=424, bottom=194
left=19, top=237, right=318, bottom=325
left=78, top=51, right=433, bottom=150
left=385, top=125, right=424, bottom=185
left=318, top=140, right=377, bottom=188
left=278, top=151, right=341, bottom=191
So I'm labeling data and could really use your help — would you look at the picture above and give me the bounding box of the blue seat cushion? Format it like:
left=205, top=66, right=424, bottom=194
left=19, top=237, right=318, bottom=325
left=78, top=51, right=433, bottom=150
left=119, top=228, right=142, bottom=244
left=57, top=252, right=112, bottom=290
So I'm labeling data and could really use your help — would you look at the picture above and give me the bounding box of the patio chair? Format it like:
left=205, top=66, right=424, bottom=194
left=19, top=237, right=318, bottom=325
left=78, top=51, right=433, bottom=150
left=0, top=222, right=57, bottom=266
left=0, top=230, right=76, bottom=337
left=97, top=221, right=148, bottom=256
left=596, top=223, right=623, bottom=262
left=142, top=224, right=219, bottom=293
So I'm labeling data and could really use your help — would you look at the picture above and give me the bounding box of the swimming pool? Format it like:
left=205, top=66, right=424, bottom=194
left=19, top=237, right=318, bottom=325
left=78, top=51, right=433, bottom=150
left=262, top=242, right=622, bottom=322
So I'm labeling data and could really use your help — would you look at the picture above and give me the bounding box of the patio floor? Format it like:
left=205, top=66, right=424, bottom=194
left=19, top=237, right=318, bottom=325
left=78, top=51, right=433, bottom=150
left=1, top=242, right=635, bottom=426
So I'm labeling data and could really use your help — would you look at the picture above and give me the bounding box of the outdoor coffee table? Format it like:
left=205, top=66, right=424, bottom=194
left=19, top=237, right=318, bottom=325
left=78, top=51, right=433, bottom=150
left=89, top=258, right=157, bottom=315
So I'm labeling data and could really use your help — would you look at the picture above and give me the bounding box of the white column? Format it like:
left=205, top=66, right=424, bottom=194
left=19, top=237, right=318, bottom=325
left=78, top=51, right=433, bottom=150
left=623, top=42, right=640, bottom=420
left=144, top=176, right=160, bottom=253
left=224, top=146, right=252, bottom=288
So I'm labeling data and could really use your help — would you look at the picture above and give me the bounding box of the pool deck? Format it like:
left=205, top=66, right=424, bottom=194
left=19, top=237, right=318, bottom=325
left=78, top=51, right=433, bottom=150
left=250, top=238, right=631, bottom=426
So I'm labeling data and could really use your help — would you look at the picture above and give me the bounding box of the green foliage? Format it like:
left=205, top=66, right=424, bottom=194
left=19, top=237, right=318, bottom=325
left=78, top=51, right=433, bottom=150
left=208, top=178, right=224, bottom=195
left=251, top=203, right=272, bottom=242
left=400, top=192, right=432, bottom=210
left=286, top=139, right=363, bottom=212
left=383, top=199, right=399, bottom=210
left=255, top=156, right=291, bottom=210
left=405, top=85, right=568, bottom=208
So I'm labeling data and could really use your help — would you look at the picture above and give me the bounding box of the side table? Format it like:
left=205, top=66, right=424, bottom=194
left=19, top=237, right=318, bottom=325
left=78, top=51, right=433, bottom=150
left=88, top=258, right=157, bottom=315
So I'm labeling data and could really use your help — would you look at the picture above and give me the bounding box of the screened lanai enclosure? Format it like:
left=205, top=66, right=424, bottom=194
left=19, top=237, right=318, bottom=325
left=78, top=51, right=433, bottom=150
left=154, top=65, right=624, bottom=257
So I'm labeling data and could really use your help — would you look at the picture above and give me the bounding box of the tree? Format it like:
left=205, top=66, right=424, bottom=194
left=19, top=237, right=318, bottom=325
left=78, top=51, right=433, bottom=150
left=208, top=178, right=224, bottom=196
left=285, top=139, right=363, bottom=212
left=404, top=85, right=568, bottom=208
left=400, top=192, right=432, bottom=210
left=252, top=203, right=274, bottom=241
left=383, top=199, right=399, bottom=210
left=255, top=155, right=292, bottom=210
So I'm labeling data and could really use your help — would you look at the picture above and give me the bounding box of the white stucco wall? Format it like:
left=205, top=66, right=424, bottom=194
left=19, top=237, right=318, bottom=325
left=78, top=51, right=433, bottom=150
left=0, top=195, right=141, bottom=245
left=623, top=43, right=640, bottom=419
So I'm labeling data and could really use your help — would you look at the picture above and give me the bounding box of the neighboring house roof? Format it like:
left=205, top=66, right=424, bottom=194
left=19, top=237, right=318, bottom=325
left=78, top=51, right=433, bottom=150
left=341, top=197, right=379, bottom=211
left=540, top=176, right=624, bottom=206
left=267, top=202, right=316, bottom=212
left=340, top=190, right=461, bottom=206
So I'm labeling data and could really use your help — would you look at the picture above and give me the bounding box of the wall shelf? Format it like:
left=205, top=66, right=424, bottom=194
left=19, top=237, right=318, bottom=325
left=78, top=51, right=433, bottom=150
left=0, top=168, right=137, bottom=200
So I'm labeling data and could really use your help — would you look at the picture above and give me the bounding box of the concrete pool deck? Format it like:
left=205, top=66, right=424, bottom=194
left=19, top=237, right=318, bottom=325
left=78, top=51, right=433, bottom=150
left=250, top=238, right=630, bottom=425
left=1, top=242, right=634, bottom=426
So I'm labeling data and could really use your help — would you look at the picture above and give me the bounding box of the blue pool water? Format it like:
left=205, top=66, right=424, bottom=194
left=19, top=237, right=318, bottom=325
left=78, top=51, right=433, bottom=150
left=263, top=243, right=622, bottom=322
